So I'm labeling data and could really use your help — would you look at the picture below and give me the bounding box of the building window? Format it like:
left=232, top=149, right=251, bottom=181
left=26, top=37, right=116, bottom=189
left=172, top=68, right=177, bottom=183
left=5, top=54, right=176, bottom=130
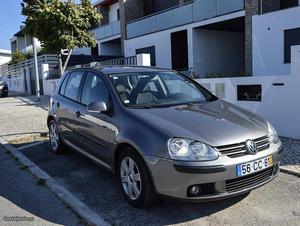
left=280, top=0, right=299, bottom=9
left=284, top=28, right=300, bottom=63
left=117, top=9, right=120, bottom=21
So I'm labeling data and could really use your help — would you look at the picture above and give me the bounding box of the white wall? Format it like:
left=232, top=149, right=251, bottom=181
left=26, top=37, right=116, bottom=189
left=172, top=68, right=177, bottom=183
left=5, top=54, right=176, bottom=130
left=3, top=76, right=24, bottom=92
left=196, top=45, right=300, bottom=139
left=193, top=29, right=244, bottom=77
left=109, top=2, right=119, bottom=22
left=125, top=30, right=172, bottom=68
left=0, top=55, right=11, bottom=65
left=43, top=79, right=59, bottom=96
left=253, top=6, right=300, bottom=76
left=197, top=75, right=300, bottom=139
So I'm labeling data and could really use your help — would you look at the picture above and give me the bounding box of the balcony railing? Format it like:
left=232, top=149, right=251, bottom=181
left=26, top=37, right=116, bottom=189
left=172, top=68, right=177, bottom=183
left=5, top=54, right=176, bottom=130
left=92, top=20, right=121, bottom=40
left=127, top=0, right=245, bottom=39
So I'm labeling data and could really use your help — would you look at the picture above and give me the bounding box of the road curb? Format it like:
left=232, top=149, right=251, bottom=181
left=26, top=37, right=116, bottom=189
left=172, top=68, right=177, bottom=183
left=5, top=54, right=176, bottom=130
left=0, top=136, right=110, bottom=226
left=280, top=167, right=300, bottom=177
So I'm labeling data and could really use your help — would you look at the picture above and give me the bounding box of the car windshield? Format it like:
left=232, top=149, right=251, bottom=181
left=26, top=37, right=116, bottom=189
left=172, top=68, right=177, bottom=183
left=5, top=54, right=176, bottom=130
left=108, top=71, right=217, bottom=108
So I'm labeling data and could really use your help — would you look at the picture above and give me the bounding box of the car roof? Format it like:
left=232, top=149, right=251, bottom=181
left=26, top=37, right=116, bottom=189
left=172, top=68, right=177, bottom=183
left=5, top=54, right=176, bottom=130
left=100, top=66, right=171, bottom=75
left=68, top=66, right=172, bottom=75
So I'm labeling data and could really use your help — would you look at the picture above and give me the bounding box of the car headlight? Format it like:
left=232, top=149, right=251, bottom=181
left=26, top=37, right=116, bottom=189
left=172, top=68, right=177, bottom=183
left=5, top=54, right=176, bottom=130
left=168, top=138, right=219, bottom=161
left=267, top=122, right=279, bottom=144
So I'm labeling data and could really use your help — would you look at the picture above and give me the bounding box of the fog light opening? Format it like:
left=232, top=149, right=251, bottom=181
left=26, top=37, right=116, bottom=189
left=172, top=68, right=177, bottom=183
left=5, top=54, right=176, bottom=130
left=188, top=185, right=201, bottom=196
left=187, top=183, right=216, bottom=197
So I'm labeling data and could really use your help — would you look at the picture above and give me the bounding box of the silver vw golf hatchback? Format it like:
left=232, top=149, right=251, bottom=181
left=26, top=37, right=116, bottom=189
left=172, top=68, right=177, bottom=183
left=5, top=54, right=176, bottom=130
left=48, top=67, right=283, bottom=207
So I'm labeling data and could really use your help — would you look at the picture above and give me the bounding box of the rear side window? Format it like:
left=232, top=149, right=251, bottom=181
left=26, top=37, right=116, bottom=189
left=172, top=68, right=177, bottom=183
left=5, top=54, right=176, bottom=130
left=59, top=73, right=70, bottom=96
left=64, top=71, right=84, bottom=101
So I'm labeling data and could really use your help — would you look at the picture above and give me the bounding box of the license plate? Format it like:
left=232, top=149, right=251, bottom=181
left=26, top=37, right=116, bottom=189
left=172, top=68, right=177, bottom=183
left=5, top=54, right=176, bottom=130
left=237, top=155, right=273, bottom=177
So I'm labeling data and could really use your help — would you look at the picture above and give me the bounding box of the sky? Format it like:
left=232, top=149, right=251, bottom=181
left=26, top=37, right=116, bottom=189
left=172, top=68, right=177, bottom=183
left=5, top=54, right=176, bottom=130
left=0, top=0, right=24, bottom=50
left=0, top=0, right=98, bottom=51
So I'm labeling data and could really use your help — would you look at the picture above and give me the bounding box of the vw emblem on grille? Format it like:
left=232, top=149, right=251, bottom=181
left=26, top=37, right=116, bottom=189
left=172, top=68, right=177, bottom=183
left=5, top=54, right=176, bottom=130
left=245, top=140, right=258, bottom=155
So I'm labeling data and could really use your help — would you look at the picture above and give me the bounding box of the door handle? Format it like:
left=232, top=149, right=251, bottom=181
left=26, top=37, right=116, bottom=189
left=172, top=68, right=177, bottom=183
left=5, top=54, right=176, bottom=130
left=75, top=111, right=81, bottom=118
left=56, top=102, right=60, bottom=108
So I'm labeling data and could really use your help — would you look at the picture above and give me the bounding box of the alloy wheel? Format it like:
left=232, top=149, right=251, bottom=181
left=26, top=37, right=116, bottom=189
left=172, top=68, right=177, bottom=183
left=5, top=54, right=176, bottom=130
left=49, top=121, right=59, bottom=151
left=120, top=157, right=142, bottom=200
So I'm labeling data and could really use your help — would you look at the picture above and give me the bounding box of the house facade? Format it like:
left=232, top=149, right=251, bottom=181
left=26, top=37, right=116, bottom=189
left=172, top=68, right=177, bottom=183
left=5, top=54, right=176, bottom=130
left=87, top=0, right=300, bottom=139
left=88, top=0, right=300, bottom=78
left=10, top=30, right=41, bottom=54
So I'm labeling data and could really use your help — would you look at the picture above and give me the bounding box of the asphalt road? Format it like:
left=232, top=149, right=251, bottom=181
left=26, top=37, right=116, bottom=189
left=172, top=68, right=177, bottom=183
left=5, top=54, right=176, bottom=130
left=20, top=142, right=300, bottom=226
left=0, top=146, right=83, bottom=226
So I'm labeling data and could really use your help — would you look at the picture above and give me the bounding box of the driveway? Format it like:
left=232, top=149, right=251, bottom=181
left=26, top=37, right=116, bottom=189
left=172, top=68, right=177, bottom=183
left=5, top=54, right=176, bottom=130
left=0, top=94, right=299, bottom=225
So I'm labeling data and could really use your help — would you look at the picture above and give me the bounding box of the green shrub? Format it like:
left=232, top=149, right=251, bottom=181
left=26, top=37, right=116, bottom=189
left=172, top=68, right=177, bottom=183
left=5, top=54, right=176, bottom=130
left=9, top=49, right=27, bottom=65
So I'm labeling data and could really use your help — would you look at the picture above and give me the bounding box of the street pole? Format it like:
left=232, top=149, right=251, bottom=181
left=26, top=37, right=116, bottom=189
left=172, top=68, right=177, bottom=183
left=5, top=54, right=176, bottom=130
left=32, top=37, right=40, bottom=102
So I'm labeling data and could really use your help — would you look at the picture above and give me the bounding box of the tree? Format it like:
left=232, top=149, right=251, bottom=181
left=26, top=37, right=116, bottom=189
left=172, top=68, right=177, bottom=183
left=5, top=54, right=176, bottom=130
left=21, top=0, right=102, bottom=75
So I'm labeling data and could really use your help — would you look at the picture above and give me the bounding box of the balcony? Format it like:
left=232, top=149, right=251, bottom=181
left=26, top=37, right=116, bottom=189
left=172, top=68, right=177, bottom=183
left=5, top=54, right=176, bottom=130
left=127, top=0, right=245, bottom=39
left=92, top=20, right=121, bottom=40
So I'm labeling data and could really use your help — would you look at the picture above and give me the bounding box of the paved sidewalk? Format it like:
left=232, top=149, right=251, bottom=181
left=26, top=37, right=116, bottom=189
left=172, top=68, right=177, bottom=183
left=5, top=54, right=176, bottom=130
left=281, top=137, right=300, bottom=176
left=0, top=146, right=83, bottom=226
left=0, top=94, right=49, bottom=141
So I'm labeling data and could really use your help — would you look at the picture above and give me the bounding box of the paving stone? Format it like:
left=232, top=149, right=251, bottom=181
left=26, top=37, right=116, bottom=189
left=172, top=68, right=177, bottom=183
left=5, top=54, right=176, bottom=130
left=280, top=137, right=300, bottom=176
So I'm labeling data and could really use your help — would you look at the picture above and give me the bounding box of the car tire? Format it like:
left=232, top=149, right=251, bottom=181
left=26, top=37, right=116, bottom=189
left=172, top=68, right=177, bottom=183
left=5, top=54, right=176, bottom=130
left=48, top=119, right=65, bottom=154
left=118, top=148, right=157, bottom=208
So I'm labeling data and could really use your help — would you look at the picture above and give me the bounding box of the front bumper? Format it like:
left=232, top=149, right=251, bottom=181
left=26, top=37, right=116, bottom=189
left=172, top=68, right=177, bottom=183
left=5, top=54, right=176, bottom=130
left=144, top=142, right=282, bottom=201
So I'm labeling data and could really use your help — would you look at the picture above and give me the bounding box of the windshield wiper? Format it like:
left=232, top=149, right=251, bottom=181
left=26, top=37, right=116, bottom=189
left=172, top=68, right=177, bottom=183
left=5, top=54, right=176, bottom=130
left=128, top=105, right=153, bottom=109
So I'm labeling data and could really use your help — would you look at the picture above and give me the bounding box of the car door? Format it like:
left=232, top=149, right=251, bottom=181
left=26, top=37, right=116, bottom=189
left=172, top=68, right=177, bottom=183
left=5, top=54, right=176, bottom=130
left=56, top=70, right=85, bottom=146
left=72, top=71, right=116, bottom=166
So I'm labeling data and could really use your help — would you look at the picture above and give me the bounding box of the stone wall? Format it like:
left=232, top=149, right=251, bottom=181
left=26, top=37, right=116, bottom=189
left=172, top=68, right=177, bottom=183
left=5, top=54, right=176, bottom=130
left=245, top=0, right=259, bottom=76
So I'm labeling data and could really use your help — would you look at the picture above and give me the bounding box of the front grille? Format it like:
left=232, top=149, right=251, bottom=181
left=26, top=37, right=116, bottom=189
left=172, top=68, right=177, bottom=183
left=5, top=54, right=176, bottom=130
left=226, top=167, right=274, bottom=193
left=216, top=136, right=270, bottom=158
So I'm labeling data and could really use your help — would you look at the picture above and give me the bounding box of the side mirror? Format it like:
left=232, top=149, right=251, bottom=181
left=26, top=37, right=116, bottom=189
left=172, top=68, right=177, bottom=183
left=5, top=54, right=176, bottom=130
left=87, top=101, right=107, bottom=113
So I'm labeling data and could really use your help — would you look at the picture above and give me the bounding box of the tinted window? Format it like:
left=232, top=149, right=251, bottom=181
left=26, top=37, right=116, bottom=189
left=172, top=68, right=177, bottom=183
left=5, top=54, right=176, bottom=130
left=64, top=71, right=84, bottom=101
left=81, top=72, right=110, bottom=106
left=284, top=28, right=300, bottom=63
left=60, top=73, right=70, bottom=96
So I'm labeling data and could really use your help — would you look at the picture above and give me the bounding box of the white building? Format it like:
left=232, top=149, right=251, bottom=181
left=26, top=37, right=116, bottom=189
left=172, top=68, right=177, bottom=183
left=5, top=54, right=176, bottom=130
left=10, top=30, right=41, bottom=54
left=0, top=49, right=11, bottom=66
left=253, top=6, right=300, bottom=76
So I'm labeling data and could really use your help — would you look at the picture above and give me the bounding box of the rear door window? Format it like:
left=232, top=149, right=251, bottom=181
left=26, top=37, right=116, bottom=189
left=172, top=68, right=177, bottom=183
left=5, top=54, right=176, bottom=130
left=64, top=71, right=84, bottom=101
left=59, top=73, right=70, bottom=96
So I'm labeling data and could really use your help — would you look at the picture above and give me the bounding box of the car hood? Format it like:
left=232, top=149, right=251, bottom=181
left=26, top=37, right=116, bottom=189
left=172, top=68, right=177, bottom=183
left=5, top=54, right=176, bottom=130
left=129, top=100, right=268, bottom=147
